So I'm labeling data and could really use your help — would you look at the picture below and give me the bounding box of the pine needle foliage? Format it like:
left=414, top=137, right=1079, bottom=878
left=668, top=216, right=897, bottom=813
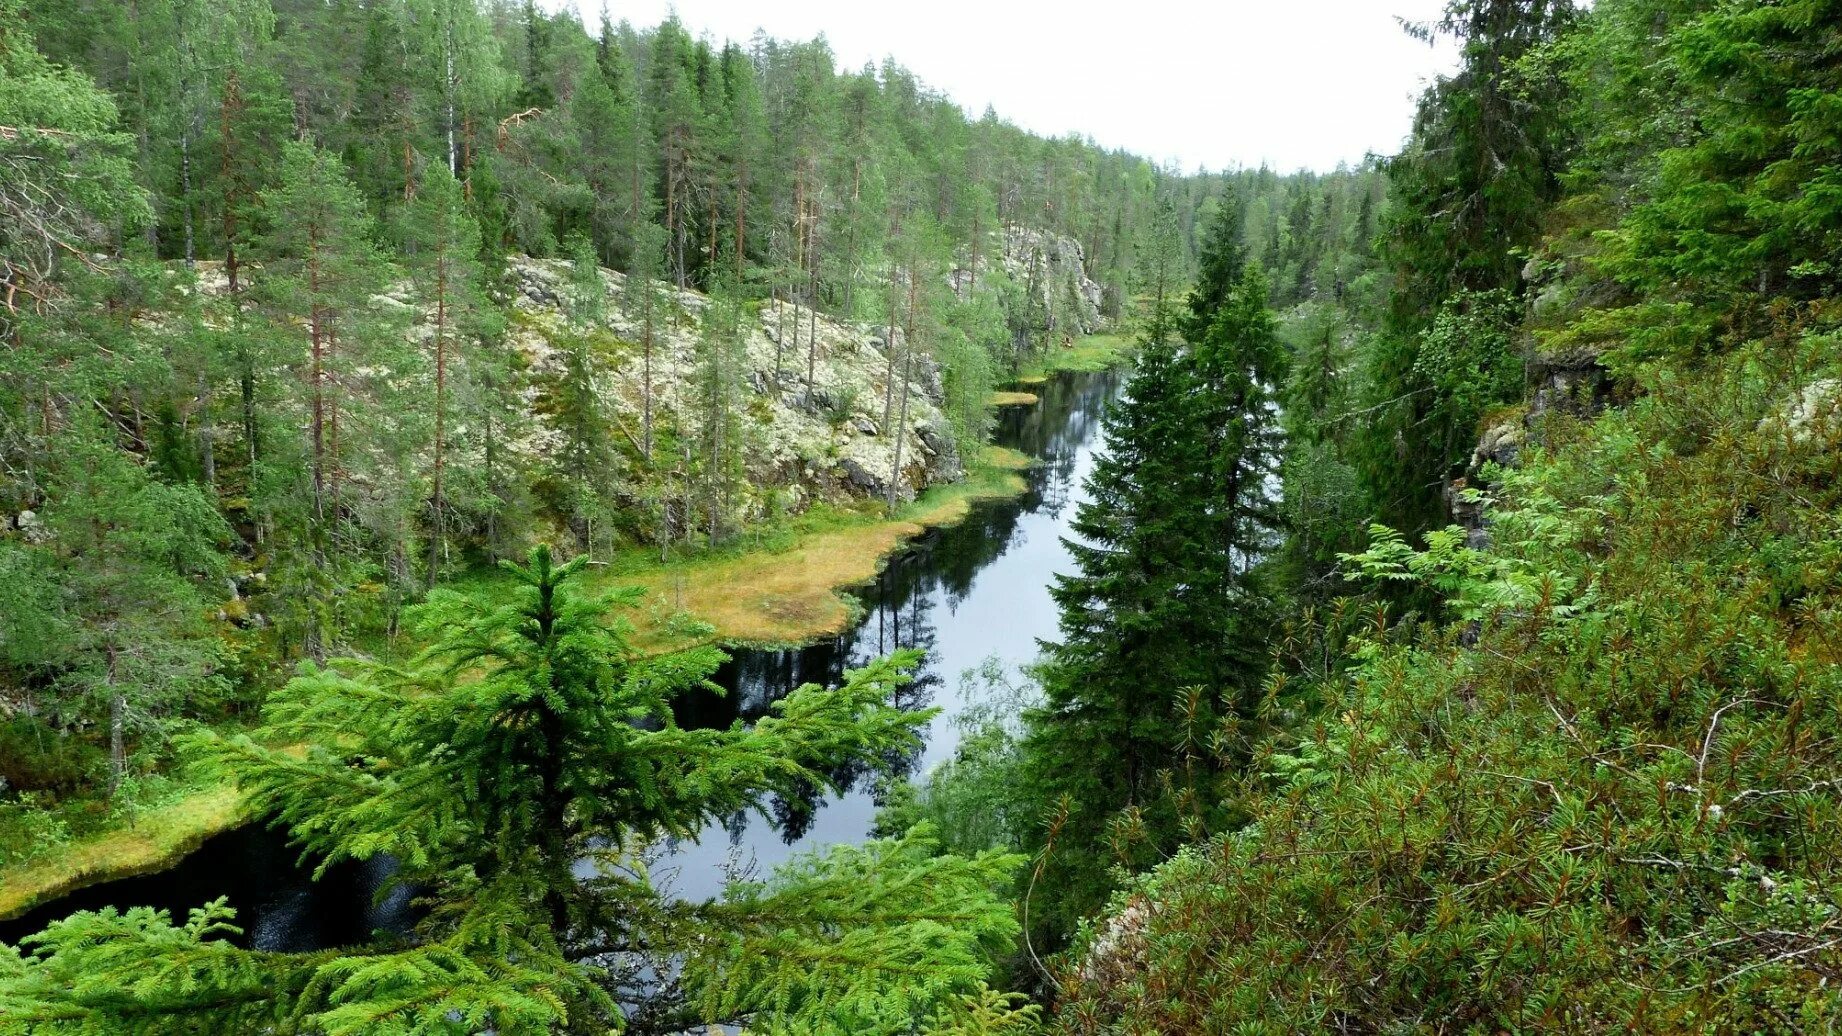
left=1019, top=196, right=1285, bottom=937
left=0, top=547, right=1028, bottom=1033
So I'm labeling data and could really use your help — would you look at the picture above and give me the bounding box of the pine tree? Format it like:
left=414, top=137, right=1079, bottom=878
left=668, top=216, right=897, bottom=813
left=720, top=43, right=768, bottom=282
left=0, top=0, right=148, bottom=327
left=254, top=142, right=386, bottom=656
left=548, top=235, right=615, bottom=552
left=33, top=417, right=230, bottom=793
left=615, top=217, right=663, bottom=466
left=256, top=142, right=384, bottom=529
left=693, top=275, right=747, bottom=544
left=647, top=17, right=702, bottom=288
left=396, top=162, right=485, bottom=586
left=1355, top=0, right=1577, bottom=532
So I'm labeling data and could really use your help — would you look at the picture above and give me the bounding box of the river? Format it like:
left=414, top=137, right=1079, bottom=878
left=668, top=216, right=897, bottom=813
left=0, top=365, right=1123, bottom=947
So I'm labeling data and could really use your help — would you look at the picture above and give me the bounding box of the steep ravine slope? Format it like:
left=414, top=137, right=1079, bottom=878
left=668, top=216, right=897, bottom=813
left=503, top=256, right=963, bottom=517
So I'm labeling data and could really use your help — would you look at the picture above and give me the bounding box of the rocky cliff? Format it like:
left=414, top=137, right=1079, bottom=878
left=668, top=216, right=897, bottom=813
left=952, top=226, right=1105, bottom=340
left=504, top=257, right=962, bottom=521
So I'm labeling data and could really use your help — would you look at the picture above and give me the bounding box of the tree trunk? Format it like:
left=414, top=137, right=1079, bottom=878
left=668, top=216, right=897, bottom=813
left=445, top=23, right=459, bottom=177
left=773, top=287, right=785, bottom=383
left=882, top=271, right=899, bottom=438
left=197, top=368, right=216, bottom=490
left=308, top=227, right=326, bottom=522
left=181, top=124, right=196, bottom=269
left=707, top=192, right=720, bottom=283
left=804, top=210, right=820, bottom=407
left=107, top=642, right=124, bottom=797
left=888, top=274, right=918, bottom=512
left=426, top=252, right=449, bottom=589
left=328, top=329, right=342, bottom=520
left=968, top=211, right=980, bottom=295
left=641, top=279, right=654, bottom=462
left=733, top=164, right=748, bottom=282
left=484, top=385, right=498, bottom=560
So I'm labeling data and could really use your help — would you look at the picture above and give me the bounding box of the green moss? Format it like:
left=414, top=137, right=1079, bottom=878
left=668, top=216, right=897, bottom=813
left=1016, top=333, right=1138, bottom=382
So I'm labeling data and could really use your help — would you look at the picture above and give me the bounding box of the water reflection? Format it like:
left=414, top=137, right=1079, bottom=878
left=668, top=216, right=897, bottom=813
left=654, top=368, right=1124, bottom=901
left=0, top=366, right=1125, bottom=942
left=0, top=824, right=416, bottom=949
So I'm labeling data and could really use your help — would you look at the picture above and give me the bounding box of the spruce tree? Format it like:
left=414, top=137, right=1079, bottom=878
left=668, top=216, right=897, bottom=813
left=0, top=548, right=1026, bottom=1034
left=547, top=235, right=616, bottom=552
left=1021, top=195, right=1283, bottom=934
left=253, top=141, right=388, bottom=656
left=1354, top=0, right=1577, bottom=532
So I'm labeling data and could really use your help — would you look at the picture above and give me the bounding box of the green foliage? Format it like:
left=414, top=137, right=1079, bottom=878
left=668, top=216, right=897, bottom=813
left=1018, top=204, right=1285, bottom=937
left=689, top=827, right=1026, bottom=1035
left=1276, top=305, right=1367, bottom=590
left=1, top=548, right=1025, bottom=1031
left=1058, top=340, right=1842, bottom=1029
left=887, top=662, right=1039, bottom=858
left=1411, top=287, right=1526, bottom=432
left=0, top=796, right=74, bottom=867
left=0, top=717, right=104, bottom=794
left=0, top=0, right=148, bottom=317
left=1566, top=0, right=1842, bottom=367
left=1042, top=0, right=1842, bottom=1013
left=1354, top=0, right=1578, bottom=532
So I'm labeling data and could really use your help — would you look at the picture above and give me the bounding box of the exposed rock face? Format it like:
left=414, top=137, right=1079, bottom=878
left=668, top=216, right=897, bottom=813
left=1529, top=346, right=1615, bottom=420
left=504, top=258, right=961, bottom=521
left=1447, top=347, right=1616, bottom=549
left=1447, top=419, right=1525, bottom=548
left=953, top=226, right=1104, bottom=338
left=1447, top=313, right=1616, bottom=548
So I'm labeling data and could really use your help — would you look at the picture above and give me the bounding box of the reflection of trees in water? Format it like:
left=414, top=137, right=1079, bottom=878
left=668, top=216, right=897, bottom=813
left=722, top=809, right=751, bottom=847
left=673, top=368, right=1126, bottom=847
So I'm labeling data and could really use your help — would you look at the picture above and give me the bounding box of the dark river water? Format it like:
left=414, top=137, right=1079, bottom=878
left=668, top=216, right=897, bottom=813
left=0, top=366, right=1123, bottom=948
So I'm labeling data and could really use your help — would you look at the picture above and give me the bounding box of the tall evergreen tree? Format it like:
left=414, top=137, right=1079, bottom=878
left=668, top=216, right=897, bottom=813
left=1021, top=198, right=1283, bottom=934
left=254, top=142, right=387, bottom=656
left=396, top=162, right=485, bottom=585
left=1354, top=0, right=1577, bottom=531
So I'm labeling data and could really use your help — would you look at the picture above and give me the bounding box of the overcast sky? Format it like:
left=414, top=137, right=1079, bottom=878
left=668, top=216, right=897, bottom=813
left=551, top=1, right=1461, bottom=172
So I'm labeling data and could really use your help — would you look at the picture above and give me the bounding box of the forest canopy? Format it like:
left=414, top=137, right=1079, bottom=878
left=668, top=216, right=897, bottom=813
left=8, top=0, right=1841, bottom=1032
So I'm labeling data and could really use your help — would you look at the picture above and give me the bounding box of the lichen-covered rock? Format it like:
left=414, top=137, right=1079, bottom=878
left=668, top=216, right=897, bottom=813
left=1446, top=420, right=1523, bottom=548
left=504, top=257, right=961, bottom=518
left=1760, top=378, right=1842, bottom=443
left=1529, top=346, right=1614, bottom=420
left=953, top=226, right=1104, bottom=338
left=175, top=255, right=965, bottom=539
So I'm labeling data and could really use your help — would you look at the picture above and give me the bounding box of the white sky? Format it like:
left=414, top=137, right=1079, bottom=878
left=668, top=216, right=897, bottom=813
left=555, top=0, right=1461, bottom=172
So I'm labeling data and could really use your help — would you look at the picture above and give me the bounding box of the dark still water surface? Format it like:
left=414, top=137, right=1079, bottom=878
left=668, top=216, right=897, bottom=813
left=0, top=366, right=1123, bottom=946
left=655, top=367, right=1122, bottom=899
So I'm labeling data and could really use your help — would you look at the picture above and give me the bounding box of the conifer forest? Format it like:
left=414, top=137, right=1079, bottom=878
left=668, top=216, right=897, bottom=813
left=3, top=0, right=1842, bottom=1031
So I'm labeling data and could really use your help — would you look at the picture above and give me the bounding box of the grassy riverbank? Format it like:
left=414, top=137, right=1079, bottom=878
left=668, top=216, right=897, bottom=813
left=601, top=443, right=1034, bottom=653
left=1015, top=332, right=1137, bottom=384
left=0, top=444, right=1037, bottom=921
left=0, top=336, right=1127, bottom=922
left=0, top=784, right=249, bottom=921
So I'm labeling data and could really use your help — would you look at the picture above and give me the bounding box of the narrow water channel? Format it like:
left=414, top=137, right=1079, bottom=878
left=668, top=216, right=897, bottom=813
left=658, top=366, right=1123, bottom=900
left=0, top=365, right=1124, bottom=947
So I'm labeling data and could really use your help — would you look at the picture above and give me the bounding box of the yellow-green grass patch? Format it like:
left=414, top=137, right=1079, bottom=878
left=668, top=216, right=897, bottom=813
left=0, top=785, right=251, bottom=921
left=1016, top=332, right=1138, bottom=382
left=614, top=445, right=1032, bottom=652
left=0, top=445, right=1038, bottom=917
